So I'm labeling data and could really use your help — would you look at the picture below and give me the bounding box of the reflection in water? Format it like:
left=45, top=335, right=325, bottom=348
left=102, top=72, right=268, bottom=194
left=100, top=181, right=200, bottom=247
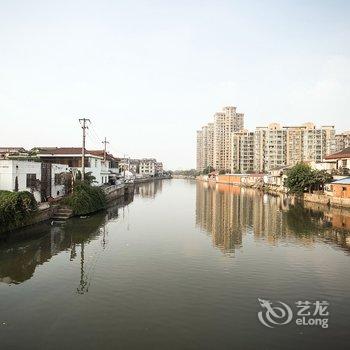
left=134, top=179, right=164, bottom=198
left=0, top=192, right=135, bottom=287
left=0, top=180, right=349, bottom=350
left=0, top=181, right=166, bottom=287
left=196, top=181, right=350, bottom=255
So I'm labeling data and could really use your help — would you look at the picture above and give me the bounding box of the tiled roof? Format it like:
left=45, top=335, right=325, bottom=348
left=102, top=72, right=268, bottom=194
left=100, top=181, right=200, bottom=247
left=325, top=147, right=350, bottom=159
left=35, top=147, right=84, bottom=155
left=35, top=147, right=117, bottom=160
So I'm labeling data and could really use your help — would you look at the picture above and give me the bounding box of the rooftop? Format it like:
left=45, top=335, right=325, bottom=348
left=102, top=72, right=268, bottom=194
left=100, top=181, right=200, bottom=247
left=331, top=177, right=350, bottom=185
left=35, top=147, right=117, bottom=160
left=325, top=147, right=350, bottom=160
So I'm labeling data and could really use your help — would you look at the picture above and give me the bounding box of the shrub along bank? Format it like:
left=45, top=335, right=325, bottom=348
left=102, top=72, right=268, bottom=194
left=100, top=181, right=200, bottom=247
left=0, top=190, right=38, bottom=233
left=63, top=182, right=107, bottom=216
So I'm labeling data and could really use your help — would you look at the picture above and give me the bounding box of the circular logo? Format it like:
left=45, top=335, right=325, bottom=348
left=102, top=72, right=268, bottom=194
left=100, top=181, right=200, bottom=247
left=258, top=298, right=293, bottom=328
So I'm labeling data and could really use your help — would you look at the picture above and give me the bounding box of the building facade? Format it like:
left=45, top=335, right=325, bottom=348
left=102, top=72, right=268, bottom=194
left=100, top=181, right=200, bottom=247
left=196, top=106, right=337, bottom=173
left=196, top=130, right=203, bottom=171
left=213, top=106, right=244, bottom=171
left=35, top=147, right=112, bottom=185
left=253, top=123, right=336, bottom=172
left=0, top=159, right=69, bottom=202
left=231, top=130, right=255, bottom=173
left=139, top=158, right=156, bottom=176
left=335, top=131, right=350, bottom=152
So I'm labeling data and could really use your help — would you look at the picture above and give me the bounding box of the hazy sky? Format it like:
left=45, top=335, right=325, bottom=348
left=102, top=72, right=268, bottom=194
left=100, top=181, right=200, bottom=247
left=0, top=0, right=349, bottom=169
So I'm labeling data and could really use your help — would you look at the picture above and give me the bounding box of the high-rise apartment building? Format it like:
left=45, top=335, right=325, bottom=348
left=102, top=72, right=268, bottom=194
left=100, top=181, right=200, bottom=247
left=196, top=123, right=214, bottom=172
left=231, top=130, right=255, bottom=173
left=196, top=130, right=203, bottom=171
left=302, top=123, right=335, bottom=163
left=253, top=123, right=336, bottom=171
left=335, top=131, right=350, bottom=152
left=253, top=124, right=287, bottom=172
left=253, top=127, right=267, bottom=173
left=196, top=106, right=336, bottom=173
left=213, top=106, right=244, bottom=171
left=201, top=123, right=214, bottom=171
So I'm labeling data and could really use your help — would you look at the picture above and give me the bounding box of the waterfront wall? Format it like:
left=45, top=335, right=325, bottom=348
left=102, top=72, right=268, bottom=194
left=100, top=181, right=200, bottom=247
left=104, top=185, right=125, bottom=202
left=198, top=175, right=350, bottom=209
left=303, top=193, right=350, bottom=208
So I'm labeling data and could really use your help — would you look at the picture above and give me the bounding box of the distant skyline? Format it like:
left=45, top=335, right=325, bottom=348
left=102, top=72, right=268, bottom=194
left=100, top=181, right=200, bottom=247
left=0, top=0, right=349, bottom=169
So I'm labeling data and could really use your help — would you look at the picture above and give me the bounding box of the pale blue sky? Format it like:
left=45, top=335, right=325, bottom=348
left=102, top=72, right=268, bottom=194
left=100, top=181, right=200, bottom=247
left=0, top=0, right=349, bottom=169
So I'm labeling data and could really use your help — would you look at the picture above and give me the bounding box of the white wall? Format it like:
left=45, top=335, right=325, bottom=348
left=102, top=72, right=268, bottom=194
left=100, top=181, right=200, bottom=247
left=0, top=160, right=41, bottom=202
left=72, top=157, right=109, bottom=186
left=51, top=163, right=69, bottom=198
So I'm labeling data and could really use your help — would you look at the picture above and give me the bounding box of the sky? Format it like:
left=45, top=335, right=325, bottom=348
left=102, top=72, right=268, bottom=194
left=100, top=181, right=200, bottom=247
left=0, top=0, right=349, bottom=169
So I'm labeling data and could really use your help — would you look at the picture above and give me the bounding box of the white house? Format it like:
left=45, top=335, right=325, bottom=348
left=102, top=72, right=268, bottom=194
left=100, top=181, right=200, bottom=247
left=0, top=160, right=69, bottom=202
left=139, top=158, right=156, bottom=176
left=34, top=147, right=116, bottom=186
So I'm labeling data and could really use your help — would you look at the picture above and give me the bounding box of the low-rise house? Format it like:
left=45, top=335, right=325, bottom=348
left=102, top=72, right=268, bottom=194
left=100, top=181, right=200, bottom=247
left=324, top=147, right=350, bottom=174
left=34, top=147, right=114, bottom=186
left=0, top=159, right=69, bottom=202
left=139, top=158, right=156, bottom=177
left=266, top=166, right=290, bottom=188
left=119, top=158, right=139, bottom=174
left=0, top=147, right=28, bottom=159
left=155, top=162, right=164, bottom=176
left=328, top=177, right=350, bottom=198
left=309, top=161, right=337, bottom=173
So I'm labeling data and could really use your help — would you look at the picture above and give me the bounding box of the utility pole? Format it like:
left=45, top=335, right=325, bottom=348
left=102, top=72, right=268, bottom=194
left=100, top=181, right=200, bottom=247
left=102, top=137, right=109, bottom=162
left=79, top=118, right=90, bottom=181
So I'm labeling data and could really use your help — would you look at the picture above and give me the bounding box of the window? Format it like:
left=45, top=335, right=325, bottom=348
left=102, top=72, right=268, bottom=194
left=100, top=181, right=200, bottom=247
left=26, top=174, right=37, bottom=188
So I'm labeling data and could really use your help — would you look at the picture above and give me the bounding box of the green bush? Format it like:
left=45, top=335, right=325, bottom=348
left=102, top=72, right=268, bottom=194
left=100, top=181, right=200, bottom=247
left=63, top=182, right=106, bottom=215
left=0, top=190, right=38, bottom=233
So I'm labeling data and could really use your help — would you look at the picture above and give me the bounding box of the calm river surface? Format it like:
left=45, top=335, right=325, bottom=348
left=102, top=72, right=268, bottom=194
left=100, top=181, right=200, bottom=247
left=0, top=179, right=349, bottom=349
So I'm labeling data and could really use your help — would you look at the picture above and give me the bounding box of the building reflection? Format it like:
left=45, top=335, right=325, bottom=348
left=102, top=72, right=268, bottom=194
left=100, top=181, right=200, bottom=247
left=0, top=192, right=135, bottom=287
left=196, top=181, right=350, bottom=254
left=134, top=180, right=163, bottom=198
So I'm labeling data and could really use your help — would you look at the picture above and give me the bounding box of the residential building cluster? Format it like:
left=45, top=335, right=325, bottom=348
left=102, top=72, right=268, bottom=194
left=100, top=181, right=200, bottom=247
left=0, top=146, right=165, bottom=202
left=196, top=106, right=350, bottom=173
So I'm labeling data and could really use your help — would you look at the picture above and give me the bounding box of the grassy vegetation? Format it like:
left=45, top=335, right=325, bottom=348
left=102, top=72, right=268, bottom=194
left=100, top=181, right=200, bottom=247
left=0, top=190, right=38, bottom=233
left=63, top=182, right=107, bottom=215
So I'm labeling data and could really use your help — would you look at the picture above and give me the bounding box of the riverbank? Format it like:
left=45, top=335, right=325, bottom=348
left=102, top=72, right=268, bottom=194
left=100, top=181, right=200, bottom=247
left=197, top=175, right=350, bottom=209
left=0, top=183, right=128, bottom=236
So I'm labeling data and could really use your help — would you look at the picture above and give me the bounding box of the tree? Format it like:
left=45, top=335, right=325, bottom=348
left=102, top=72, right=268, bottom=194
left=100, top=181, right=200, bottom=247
left=285, top=163, right=333, bottom=194
left=311, top=170, right=333, bottom=192
left=75, top=171, right=96, bottom=185
left=285, top=163, right=315, bottom=193
left=202, top=166, right=215, bottom=175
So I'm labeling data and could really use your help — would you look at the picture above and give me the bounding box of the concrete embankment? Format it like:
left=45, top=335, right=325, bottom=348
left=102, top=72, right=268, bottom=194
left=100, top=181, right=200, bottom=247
left=104, top=184, right=126, bottom=203
left=303, top=193, right=350, bottom=208
left=198, top=175, right=350, bottom=209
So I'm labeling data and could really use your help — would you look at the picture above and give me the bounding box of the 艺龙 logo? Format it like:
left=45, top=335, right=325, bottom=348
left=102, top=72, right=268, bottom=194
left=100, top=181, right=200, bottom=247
left=257, top=298, right=293, bottom=328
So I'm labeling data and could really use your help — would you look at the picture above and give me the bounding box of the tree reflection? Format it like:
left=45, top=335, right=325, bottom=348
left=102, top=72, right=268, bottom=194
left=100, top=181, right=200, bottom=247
left=0, top=193, right=135, bottom=287
left=196, top=181, right=350, bottom=254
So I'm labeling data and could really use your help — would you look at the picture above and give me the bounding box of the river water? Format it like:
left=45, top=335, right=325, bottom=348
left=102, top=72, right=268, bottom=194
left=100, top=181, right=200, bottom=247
left=0, top=179, right=349, bottom=349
